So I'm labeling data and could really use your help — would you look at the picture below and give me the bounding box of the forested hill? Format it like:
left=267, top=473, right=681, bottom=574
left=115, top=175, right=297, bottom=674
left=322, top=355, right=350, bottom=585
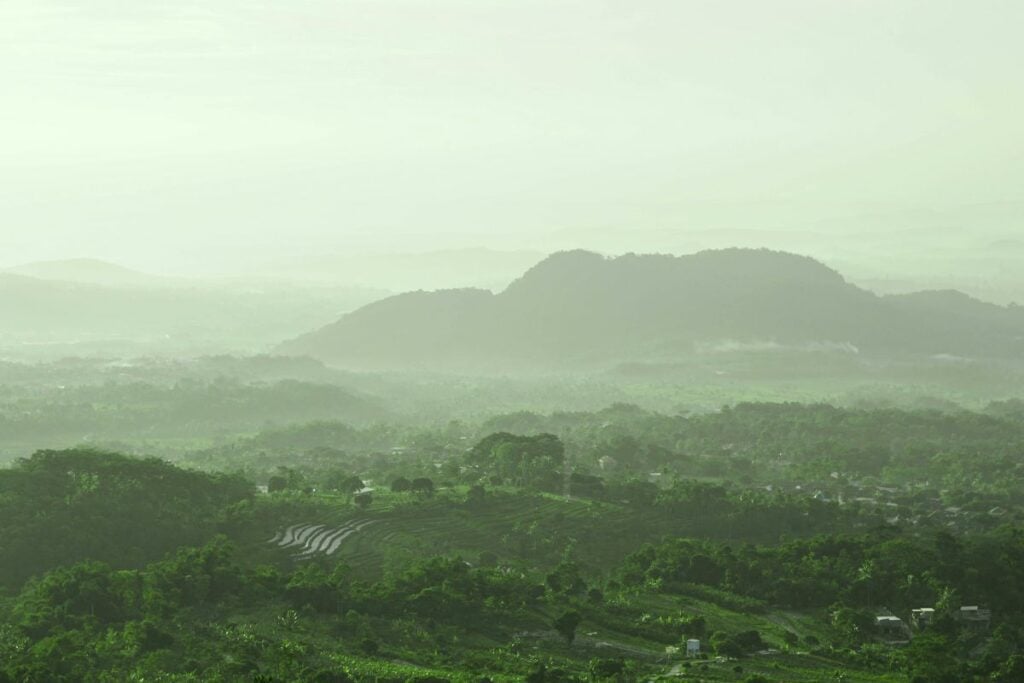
left=0, top=449, right=253, bottom=590
left=278, top=248, right=1024, bottom=369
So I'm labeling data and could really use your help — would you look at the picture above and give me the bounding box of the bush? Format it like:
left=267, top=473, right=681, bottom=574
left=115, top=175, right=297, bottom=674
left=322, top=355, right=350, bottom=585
left=711, top=630, right=763, bottom=658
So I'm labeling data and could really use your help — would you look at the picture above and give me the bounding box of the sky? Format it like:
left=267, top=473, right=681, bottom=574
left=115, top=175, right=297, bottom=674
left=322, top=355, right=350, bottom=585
left=1, top=0, right=1022, bottom=274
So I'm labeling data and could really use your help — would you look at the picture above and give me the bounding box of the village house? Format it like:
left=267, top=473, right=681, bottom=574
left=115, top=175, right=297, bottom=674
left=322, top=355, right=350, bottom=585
left=875, top=615, right=908, bottom=640
left=911, top=606, right=991, bottom=633
left=957, top=606, right=992, bottom=632
left=911, top=608, right=935, bottom=631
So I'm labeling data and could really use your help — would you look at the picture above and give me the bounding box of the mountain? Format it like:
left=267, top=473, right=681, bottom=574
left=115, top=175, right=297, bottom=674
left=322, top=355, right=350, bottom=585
left=4, top=258, right=167, bottom=287
left=278, top=248, right=1024, bottom=370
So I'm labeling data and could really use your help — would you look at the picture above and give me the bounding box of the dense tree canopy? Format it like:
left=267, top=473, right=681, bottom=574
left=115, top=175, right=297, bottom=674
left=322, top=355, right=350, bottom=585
left=0, top=449, right=252, bottom=590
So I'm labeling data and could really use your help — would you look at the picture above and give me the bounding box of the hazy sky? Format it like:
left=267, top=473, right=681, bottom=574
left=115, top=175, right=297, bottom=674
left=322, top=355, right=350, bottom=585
left=2, top=0, right=1021, bottom=273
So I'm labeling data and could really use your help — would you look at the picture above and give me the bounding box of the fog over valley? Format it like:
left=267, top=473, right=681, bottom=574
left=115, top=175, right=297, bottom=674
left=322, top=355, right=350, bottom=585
left=1, top=2, right=1022, bottom=681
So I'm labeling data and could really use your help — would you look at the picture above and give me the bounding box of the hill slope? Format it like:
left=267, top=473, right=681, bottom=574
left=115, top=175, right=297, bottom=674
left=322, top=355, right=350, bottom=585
left=0, top=448, right=252, bottom=589
left=279, top=248, right=1024, bottom=369
left=5, top=258, right=166, bottom=287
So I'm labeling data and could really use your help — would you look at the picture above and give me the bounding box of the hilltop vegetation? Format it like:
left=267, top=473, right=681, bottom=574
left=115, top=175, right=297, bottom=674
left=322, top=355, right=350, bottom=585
left=0, top=449, right=252, bottom=590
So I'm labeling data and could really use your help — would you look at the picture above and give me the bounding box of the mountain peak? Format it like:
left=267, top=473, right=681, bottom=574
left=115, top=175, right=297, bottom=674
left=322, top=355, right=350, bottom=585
left=277, top=248, right=1021, bottom=370
left=504, top=248, right=846, bottom=296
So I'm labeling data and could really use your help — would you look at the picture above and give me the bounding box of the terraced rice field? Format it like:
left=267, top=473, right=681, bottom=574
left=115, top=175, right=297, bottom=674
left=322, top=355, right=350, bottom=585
left=308, top=494, right=682, bottom=575
left=262, top=492, right=686, bottom=575
left=268, top=518, right=378, bottom=559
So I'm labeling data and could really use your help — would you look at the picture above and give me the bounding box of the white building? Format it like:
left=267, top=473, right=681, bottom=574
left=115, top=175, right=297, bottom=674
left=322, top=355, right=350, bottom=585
left=958, top=606, right=992, bottom=632
left=911, top=608, right=935, bottom=631
left=686, top=639, right=701, bottom=657
left=875, top=615, right=907, bottom=640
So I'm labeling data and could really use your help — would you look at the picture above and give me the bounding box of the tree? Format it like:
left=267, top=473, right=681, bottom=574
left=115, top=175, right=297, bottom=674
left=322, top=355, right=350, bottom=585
left=546, top=561, right=586, bottom=596
left=993, top=655, right=1024, bottom=683
left=284, top=564, right=334, bottom=611
left=466, top=484, right=486, bottom=505
left=903, top=633, right=961, bottom=683
left=323, top=470, right=358, bottom=494
left=553, top=610, right=582, bottom=646
left=390, top=477, right=412, bottom=493
left=411, top=478, right=434, bottom=496
left=710, top=630, right=762, bottom=658
left=468, top=433, right=565, bottom=491
left=525, top=663, right=547, bottom=683
left=0, top=449, right=251, bottom=592
left=830, top=605, right=875, bottom=647
left=340, top=476, right=365, bottom=495
left=272, top=466, right=306, bottom=492
left=354, top=492, right=373, bottom=509
left=683, top=615, right=706, bottom=638
left=589, top=658, right=626, bottom=680
left=15, top=561, right=128, bottom=638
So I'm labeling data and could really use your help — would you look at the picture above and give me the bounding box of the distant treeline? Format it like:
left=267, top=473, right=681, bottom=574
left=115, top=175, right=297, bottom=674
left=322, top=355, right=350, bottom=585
left=0, top=378, right=385, bottom=445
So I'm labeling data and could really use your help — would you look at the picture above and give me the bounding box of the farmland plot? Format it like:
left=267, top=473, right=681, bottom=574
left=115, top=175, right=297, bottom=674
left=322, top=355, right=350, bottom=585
left=268, top=519, right=378, bottom=558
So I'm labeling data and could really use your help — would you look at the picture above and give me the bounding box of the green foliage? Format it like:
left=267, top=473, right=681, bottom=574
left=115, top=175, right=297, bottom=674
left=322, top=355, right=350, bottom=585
left=0, top=380, right=385, bottom=448
left=552, top=610, right=581, bottom=646
left=468, top=433, right=565, bottom=492
left=710, top=629, right=763, bottom=657
left=0, top=448, right=252, bottom=589
left=830, top=606, right=876, bottom=647
left=992, top=654, right=1024, bottom=682
left=902, top=632, right=962, bottom=683
left=411, top=477, right=435, bottom=496
left=618, top=526, right=1024, bottom=620
left=588, top=657, right=626, bottom=681
left=546, top=561, right=587, bottom=597
left=4, top=400, right=1024, bottom=681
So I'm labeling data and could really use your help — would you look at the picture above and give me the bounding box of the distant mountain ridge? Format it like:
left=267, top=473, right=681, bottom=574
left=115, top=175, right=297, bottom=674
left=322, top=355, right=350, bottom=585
left=277, top=248, right=1024, bottom=370
left=4, top=258, right=167, bottom=287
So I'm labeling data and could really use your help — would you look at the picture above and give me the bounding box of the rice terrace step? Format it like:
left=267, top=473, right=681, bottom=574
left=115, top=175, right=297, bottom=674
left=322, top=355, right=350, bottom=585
left=268, top=519, right=379, bottom=558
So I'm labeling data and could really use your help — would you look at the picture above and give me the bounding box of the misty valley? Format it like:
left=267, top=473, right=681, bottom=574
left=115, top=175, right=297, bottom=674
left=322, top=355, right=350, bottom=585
left=0, top=250, right=1022, bottom=682
left=7, top=1, right=1024, bottom=678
